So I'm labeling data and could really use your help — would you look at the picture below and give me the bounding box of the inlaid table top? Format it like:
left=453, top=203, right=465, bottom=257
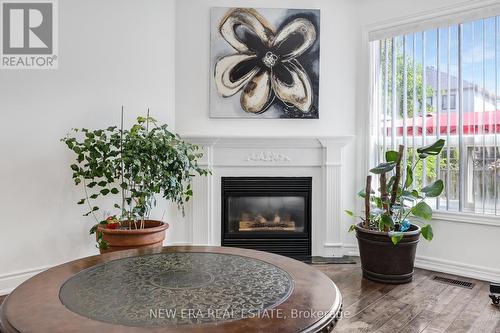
left=0, top=246, right=342, bottom=333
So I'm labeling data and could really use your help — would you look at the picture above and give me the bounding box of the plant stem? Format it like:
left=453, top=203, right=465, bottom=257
left=403, top=156, right=421, bottom=191
left=120, top=107, right=126, bottom=223
left=391, top=145, right=405, bottom=206
left=399, top=153, right=425, bottom=226
left=82, top=178, right=99, bottom=224
left=143, top=108, right=149, bottom=230
left=364, top=175, right=372, bottom=229
left=380, top=172, right=390, bottom=231
left=402, top=197, right=425, bottom=222
left=380, top=172, right=388, bottom=213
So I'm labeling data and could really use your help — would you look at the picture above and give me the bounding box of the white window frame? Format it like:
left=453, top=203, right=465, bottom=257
left=361, top=0, right=500, bottom=227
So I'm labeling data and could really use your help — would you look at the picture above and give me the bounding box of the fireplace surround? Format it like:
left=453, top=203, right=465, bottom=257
left=221, top=177, right=312, bottom=258
left=182, top=136, right=353, bottom=258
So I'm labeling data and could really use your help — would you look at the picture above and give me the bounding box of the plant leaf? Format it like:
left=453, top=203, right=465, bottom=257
left=98, top=239, right=109, bottom=250
left=387, top=176, right=397, bottom=191
left=390, top=232, right=404, bottom=245
left=89, top=225, right=98, bottom=235
left=345, top=210, right=354, bottom=217
left=404, top=165, right=413, bottom=188
left=421, top=180, right=444, bottom=197
left=417, top=139, right=445, bottom=156
left=348, top=224, right=356, bottom=232
left=421, top=224, right=434, bottom=240
left=419, top=153, right=429, bottom=159
left=385, top=150, right=399, bottom=162
left=412, top=201, right=433, bottom=220
left=401, top=190, right=417, bottom=201
left=379, top=214, right=394, bottom=231
left=357, top=189, right=375, bottom=198
left=370, top=162, right=396, bottom=174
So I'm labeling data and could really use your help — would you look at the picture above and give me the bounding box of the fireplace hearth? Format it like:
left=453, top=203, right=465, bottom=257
left=221, top=177, right=312, bottom=258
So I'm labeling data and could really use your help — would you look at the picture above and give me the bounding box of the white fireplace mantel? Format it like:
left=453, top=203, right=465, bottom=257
left=183, top=135, right=354, bottom=257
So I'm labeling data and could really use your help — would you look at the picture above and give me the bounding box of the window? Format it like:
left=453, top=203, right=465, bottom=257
left=427, top=96, right=434, bottom=109
left=441, top=94, right=456, bottom=110
left=371, top=16, right=500, bottom=216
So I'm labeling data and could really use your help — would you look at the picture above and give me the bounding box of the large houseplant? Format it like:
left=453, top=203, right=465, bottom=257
left=62, top=115, right=210, bottom=252
left=347, top=139, right=445, bottom=284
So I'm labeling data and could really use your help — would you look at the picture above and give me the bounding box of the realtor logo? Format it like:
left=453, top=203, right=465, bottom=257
left=1, top=0, right=58, bottom=69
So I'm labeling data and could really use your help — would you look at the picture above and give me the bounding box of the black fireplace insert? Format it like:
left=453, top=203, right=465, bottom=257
left=221, top=177, right=312, bottom=258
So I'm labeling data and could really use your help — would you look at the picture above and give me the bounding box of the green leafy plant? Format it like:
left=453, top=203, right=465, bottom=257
left=382, top=40, right=435, bottom=117
left=347, top=139, right=445, bottom=244
left=62, top=115, right=210, bottom=248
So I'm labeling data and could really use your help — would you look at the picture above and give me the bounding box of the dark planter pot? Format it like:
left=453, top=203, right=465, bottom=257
left=355, top=223, right=421, bottom=284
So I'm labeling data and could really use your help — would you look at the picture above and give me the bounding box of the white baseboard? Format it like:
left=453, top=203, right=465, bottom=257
left=322, top=242, right=346, bottom=257
left=414, top=255, right=500, bottom=283
left=340, top=244, right=500, bottom=283
left=0, top=265, right=51, bottom=296
left=342, top=243, right=360, bottom=257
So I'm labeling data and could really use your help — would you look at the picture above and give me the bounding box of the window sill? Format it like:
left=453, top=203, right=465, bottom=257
left=431, top=211, right=500, bottom=227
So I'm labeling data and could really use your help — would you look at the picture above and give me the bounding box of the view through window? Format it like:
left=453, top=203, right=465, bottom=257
left=371, top=16, right=500, bottom=216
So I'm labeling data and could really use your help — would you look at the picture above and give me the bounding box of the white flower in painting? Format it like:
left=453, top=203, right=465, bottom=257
left=214, top=8, right=316, bottom=114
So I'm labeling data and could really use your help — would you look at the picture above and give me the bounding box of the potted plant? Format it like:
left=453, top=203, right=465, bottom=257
left=62, top=114, right=210, bottom=253
left=346, top=139, right=445, bottom=284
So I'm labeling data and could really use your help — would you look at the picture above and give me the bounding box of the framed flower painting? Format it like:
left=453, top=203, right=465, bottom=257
left=210, top=7, right=320, bottom=119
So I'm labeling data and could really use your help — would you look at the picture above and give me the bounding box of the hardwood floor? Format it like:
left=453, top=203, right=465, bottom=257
left=314, top=263, right=500, bottom=333
left=0, top=264, right=498, bottom=332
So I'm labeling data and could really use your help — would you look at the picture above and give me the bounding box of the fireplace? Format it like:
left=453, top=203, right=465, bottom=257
left=221, top=177, right=312, bottom=258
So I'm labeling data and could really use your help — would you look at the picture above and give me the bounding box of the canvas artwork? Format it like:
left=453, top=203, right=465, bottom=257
left=210, top=7, right=320, bottom=119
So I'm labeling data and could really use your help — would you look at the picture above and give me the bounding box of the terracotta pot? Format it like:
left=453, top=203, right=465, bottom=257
left=355, top=222, right=421, bottom=284
left=97, top=220, right=169, bottom=254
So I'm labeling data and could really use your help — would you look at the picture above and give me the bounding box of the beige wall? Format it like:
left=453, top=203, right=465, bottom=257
left=0, top=0, right=498, bottom=293
left=0, top=0, right=177, bottom=293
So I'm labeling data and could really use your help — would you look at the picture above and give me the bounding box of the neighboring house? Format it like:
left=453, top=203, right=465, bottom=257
left=425, top=66, right=498, bottom=114
left=391, top=67, right=500, bottom=212
left=395, top=67, right=500, bottom=136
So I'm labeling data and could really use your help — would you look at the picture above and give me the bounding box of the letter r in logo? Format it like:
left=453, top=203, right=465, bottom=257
left=2, top=2, right=53, bottom=54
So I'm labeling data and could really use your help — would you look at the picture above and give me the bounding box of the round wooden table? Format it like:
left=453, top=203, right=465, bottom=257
left=0, top=246, right=342, bottom=333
